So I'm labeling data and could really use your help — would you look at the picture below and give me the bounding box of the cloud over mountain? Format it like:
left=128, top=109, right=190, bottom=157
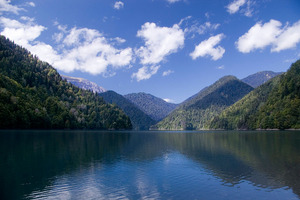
left=0, top=17, right=133, bottom=76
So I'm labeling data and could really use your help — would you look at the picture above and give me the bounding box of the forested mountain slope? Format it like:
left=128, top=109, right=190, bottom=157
left=99, top=91, right=155, bottom=130
left=0, top=36, right=132, bottom=130
left=210, top=60, right=300, bottom=130
left=124, top=92, right=177, bottom=121
left=156, top=76, right=253, bottom=130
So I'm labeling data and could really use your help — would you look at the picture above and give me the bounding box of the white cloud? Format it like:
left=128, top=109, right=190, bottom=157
left=20, top=16, right=34, bottom=22
left=163, top=98, right=175, bottom=103
left=52, top=22, right=67, bottom=43
left=166, top=0, right=182, bottom=3
left=236, top=19, right=300, bottom=53
left=205, top=12, right=210, bottom=19
left=217, top=65, right=225, bottom=70
left=55, top=27, right=133, bottom=74
left=113, top=37, right=126, bottom=44
left=0, top=0, right=24, bottom=14
left=190, top=34, right=225, bottom=60
left=63, top=27, right=101, bottom=46
left=131, top=65, right=160, bottom=82
left=226, top=0, right=254, bottom=17
left=52, top=32, right=64, bottom=43
left=186, top=21, right=220, bottom=36
left=133, top=22, right=184, bottom=81
left=244, top=0, right=254, bottom=17
left=114, top=1, right=124, bottom=10
left=136, top=22, right=184, bottom=65
left=0, top=17, right=133, bottom=75
left=27, top=2, right=35, bottom=7
left=179, top=16, right=220, bottom=38
left=56, top=24, right=67, bottom=32
left=178, top=16, right=192, bottom=26
left=236, top=20, right=282, bottom=53
left=162, top=70, right=174, bottom=76
left=227, top=0, right=246, bottom=14
left=272, top=21, right=300, bottom=52
left=0, top=17, right=45, bottom=47
left=102, top=16, right=108, bottom=23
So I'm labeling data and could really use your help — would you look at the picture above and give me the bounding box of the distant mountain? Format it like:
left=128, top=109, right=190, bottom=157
left=124, top=92, right=178, bottom=122
left=210, top=60, right=300, bottom=130
left=60, top=77, right=160, bottom=130
left=0, top=36, right=132, bottom=130
left=99, top=91, right=156, bottom=130
left=156, top=76, right=253, bottom=130
left=242, top=71, right=283, bottom=88
left=61, top=75, right=106, bottom=93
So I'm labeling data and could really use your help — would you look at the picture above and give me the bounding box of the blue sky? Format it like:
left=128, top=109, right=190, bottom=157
left=0, top=0, right=300, bottom=103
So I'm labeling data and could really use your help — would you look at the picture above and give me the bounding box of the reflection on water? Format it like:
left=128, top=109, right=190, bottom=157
left=0, top=130, right=299, bottom=199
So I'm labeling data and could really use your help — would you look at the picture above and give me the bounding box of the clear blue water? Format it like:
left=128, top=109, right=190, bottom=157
left=0, top=130, right=300, bottom=200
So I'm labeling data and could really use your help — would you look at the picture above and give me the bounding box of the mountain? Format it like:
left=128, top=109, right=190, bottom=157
left=0, top=36, right=132, bottom=130
left=60, top=76, right=159, bottom=130
left=209, top=76, right=281, bottom=130
left=210, top=60, right=300, bottom=130
left=61, top=75, right=106, bottom=93
left=99, top=91, right=155, bottom=130
left=156, top=76, right=253, bottom=130
left=242, top=71, right=283, bottom=88
left=124, top=92, right=177, bottom=122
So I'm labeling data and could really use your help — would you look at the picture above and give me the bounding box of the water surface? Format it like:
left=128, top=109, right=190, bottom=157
left=0, top=130, right=300, bottom=199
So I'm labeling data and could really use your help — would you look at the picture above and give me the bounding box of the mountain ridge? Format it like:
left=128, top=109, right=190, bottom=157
left=209, top=60, right=300, bottom=130
left=61, top=75, right=106, bottom=94
left=99, top=91, right=156, bottom=130
left=156, top=75, right=253, bottom=130
left=0, top=35, right=132, bottom=130
left=241, top=71, right=283, bottom=88
left=124, top=92, right=177, bottom=122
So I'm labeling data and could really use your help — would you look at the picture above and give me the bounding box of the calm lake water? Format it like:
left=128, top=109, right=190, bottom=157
left=0, top=130, right=300, bottom=200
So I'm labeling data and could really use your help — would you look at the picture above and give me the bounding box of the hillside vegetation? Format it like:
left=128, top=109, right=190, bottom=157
left=156, top=76, right=253, bottom=130
left=210, top=60, right=300, bottom=130
left=0, top=36, right=132, bottom=129
left=124, top=92, right=177, bottom=122
left=99, top=91, right=155, bottom=130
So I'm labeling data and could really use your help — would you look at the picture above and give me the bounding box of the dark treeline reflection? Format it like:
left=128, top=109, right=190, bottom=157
left=159, top=131, right=300, bottom=194
left=0, top=130, right=300, bottom=199
left=0, top=130, right=130, bottom=200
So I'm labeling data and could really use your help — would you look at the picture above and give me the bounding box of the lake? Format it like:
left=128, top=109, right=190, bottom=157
left=0, top=130, right=300, bottom=200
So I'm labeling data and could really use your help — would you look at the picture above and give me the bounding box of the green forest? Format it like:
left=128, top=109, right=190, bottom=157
left=0, top=36, right=132, bottom=130
left=1, top=34, right=299, bottom=131
left=156, top=76, right=253, bottom=130
left=209, top=60, right=300, bottom=130
left=124, top=93, right=177, bottom=122
left=99, top=91, right=155, bottom=130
